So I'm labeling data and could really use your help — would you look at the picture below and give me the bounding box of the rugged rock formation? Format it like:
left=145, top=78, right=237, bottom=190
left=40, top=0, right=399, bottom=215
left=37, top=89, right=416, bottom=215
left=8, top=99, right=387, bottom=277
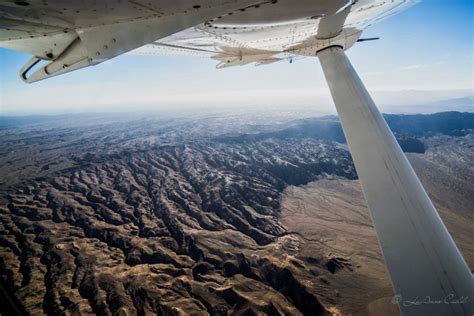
left=1, top=131, right=355, bottom=315
left=0, top=112, right=472, bottom=315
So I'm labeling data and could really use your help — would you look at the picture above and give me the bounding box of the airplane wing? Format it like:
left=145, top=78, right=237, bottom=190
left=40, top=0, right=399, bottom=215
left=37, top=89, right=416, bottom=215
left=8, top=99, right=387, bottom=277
left=0, top=0, right=414, bottom=82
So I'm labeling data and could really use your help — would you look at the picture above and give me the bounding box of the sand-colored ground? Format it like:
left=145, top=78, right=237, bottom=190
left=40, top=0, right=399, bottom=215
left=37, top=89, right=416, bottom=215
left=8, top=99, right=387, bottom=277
left=281, top=139, right=474, bottom=315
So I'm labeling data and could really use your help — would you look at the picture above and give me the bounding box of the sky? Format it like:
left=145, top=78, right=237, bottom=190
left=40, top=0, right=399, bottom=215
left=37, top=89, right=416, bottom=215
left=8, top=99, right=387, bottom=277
left=0, top=0, right=473, bottom=116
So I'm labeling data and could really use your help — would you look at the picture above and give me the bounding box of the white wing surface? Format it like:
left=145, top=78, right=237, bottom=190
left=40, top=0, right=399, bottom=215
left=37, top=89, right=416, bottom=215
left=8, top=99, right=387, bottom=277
left=0, top=0, right=415, bottom=82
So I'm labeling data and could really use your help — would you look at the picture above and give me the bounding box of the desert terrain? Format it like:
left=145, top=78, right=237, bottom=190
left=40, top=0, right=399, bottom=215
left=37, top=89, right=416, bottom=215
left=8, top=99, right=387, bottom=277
left=0, top=111, right=472, bottom=315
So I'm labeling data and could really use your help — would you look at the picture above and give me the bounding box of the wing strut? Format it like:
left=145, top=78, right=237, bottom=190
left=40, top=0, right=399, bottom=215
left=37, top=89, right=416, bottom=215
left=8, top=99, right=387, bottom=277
left=318, top=45, right=474, bottom=316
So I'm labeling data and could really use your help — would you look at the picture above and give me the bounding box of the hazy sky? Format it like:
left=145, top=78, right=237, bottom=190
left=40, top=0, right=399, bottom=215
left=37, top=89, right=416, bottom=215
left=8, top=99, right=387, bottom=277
left=0, top=0, right=473, bottom=115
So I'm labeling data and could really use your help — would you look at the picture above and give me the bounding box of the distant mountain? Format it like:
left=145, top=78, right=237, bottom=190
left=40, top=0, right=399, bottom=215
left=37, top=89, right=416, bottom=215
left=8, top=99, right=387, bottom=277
left=384, top=111, right=474, bottom=137
left=377, top=93, right=473, bottom=114
left=428, top=96, right=474, bottom=112
left=218, top=111, right=474, bottom=153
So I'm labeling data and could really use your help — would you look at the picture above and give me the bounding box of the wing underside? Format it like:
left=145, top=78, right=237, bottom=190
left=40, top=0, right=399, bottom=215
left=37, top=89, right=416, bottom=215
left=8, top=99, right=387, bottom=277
left=0, top=0, right=416, bottom=81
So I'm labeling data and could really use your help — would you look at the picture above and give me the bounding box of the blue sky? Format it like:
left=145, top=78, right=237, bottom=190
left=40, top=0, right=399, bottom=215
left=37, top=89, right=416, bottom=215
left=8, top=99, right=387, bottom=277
left=0, top=0, right=473, bottom=115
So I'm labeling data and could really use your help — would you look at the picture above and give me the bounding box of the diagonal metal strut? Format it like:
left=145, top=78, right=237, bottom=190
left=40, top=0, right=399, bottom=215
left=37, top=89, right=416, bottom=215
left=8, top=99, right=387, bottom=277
left=318, top=45, right=474, bottom=316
